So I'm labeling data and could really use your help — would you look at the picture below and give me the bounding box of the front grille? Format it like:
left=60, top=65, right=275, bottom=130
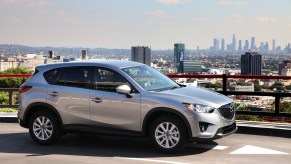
left=218, top=103, right=235, bottom=120
left=222, top=123, right=236, bottom=134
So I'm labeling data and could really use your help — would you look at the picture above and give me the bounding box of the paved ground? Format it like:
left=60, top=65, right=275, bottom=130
left=0, top=123, right=291, bottom=164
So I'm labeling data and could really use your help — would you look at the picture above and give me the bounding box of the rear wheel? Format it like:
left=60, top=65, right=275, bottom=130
left=150, top=115, right=186, bottom=153
left=29, top=110, right=61, bottom=145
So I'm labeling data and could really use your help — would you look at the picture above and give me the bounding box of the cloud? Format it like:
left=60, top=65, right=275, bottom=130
left=194, top=18, right=208, bottom=22
left=218, top=0, right=247, bottom=6
left=156, top=0, right=191, bottom=4
left=149, top=9, right=167, bottom=18
left=5, top=17, right=19, bottom=23
left=230, top=14, right=243, bottom=19
left=257, top=17, right=276, bottom=22
left=2, top=0, right=50, bottom=8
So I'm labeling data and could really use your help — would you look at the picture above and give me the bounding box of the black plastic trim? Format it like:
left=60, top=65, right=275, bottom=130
left=23, top=102, right=63, bottom=128
left=63, top=124, right=143, bottom=137
left=142, top=107, right=193, bottom=141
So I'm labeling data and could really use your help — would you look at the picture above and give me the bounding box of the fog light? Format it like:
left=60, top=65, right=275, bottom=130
left=199, top=122, right=209, bottom=133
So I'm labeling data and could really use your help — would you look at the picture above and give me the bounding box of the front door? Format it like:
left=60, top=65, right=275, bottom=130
left=89, top=67, right=141, bottom=132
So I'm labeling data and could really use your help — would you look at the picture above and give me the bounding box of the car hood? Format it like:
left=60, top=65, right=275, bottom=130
left=160, top=86, right=232, bottom=108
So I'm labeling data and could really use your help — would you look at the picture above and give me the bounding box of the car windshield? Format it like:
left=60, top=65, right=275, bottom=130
left=122, top=65, right=179, bottom=91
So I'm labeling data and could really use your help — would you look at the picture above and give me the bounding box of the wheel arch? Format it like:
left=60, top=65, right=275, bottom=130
left=142, top=107, right=192, bottom=141
left=23, top=102, right=63, bottom=128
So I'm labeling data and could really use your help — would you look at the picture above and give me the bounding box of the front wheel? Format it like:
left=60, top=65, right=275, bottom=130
left=29, top=110, right=61, bottom=145
left=150, top=115, right=187, bottom=153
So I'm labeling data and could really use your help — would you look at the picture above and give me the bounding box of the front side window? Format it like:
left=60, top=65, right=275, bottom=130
left=94, top=68, right=131, bottom=92
left=122, top=65, right=179, bottom=91
left=57, top=67, right=91, bottom=89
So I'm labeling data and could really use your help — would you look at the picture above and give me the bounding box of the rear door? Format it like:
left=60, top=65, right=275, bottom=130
left=45, top=66, right=92, bottom=125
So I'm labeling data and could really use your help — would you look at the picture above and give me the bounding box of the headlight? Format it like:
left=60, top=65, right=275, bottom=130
left=183, top=103, right=215, bottom=113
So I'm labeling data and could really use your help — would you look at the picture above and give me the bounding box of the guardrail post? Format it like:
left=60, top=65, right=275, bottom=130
left=9, top=90, right=13, bottom=106
left=274, top=96, right=280, bottom=114
left=222, top=74, right=227, bottom=95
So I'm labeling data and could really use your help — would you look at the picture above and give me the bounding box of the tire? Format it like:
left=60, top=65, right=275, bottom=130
left=29, top=110, right=61, bottom=145
left=150, top=115, right=187, bottom=153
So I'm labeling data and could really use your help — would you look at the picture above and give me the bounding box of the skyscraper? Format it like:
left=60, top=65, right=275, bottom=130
left=131, top=46, right=151, bottom=66
left=81, top=49, right=88, bottom=60
left=221, top=38, right=225, bottom=51
left=48, top=50, right=54, bottom=58
left=174, top=43, right=185, bottom=73
left=260, top=42, right=264, bottom=52
left=265, top=42, right=269, bottom=52
left=244, top=40, right=249, bottom=51
left=272, top=39, right=276, bottom=51
left=238, top=40, right=242, bottom=51
left=213, top=38, right=219, bottom=51
left=231, top=34, right=236, bottom=51
left=251, top=37, right=255, bottom=50
left=241, top=52, right=262, bottom=75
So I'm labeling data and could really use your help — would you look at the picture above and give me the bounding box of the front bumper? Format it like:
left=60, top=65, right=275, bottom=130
left=192, top=122, right=237, bottom=142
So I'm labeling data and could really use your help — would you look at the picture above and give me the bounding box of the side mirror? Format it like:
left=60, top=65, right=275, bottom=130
left=116, top=85, right=131, bottom=94
left=116, top=85, right=133, bottom=98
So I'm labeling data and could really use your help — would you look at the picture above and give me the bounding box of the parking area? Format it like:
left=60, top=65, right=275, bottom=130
left=0, top=123, right=291, bottom=164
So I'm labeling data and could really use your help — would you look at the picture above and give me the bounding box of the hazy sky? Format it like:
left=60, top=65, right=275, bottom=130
left=0, top=0, right=290, bottom=49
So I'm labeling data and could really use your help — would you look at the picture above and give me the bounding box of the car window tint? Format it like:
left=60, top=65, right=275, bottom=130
left=94, top=68, right=130, bottom=92
left=43, top=68, right=62, bottom=84
left=57, top=67, right=91, bottom=89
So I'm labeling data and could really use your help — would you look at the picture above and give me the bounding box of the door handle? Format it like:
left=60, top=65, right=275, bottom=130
left=48, top=91, right=59, bottom=97
left=91, top=97, right=102, bottom=103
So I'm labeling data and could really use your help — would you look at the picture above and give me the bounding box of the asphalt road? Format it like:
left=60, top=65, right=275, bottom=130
left=0, top=123, right=291, bottom=164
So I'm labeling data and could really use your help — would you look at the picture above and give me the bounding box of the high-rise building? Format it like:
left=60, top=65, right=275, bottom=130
left=272, top=39, right=276, bottom=51
left=48, top=50, right=54, bottom=58
left=238, top=40, right=242, bottom=51
left=231, top=34, right=236, bottom=51
left=251, top=37, right=255, bottom=50
left=180, top=60, right=203, bottom=73
left=241, top=52, right=262, bottom=75
left=221, top=38, right=225, bottom=51
left=265, top=42, right=269, bottom=52
left=213, top=38, right=219, bottom=51
left=131, top=46, right=151, bottom=66
left=287, top=43, right=291, bottom=54
left=260, top=42, right=264, bottom=52
left=279, top=60, right=291, bottom=75
left=81, top=49, right=88, bottom=60
left=244, top=40, right=249, bottom=51
left=174, top=43, right=185, bottom=73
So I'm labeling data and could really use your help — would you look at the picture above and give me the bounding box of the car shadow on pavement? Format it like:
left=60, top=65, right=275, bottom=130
left=0, top=132, right=218, bottom=158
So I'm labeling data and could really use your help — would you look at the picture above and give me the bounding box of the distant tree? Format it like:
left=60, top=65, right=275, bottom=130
left=254, top=80, right=261, bottom=91
left=281, top=102, right=291, bottom=113
left=285, top=85, right=291, bottom=90
left=0, top=67, right=33, bottom=88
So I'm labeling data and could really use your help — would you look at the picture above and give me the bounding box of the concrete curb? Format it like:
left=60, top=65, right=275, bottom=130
left=0, top=117, right=18, bottom=123
left=0, top=112, right=18, bottom=123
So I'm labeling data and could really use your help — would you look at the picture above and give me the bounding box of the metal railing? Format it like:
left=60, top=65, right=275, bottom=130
left=1, top=74, right=291, bottom=118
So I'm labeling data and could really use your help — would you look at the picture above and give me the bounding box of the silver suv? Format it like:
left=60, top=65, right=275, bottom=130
left=18, top=60, right=237, bottom=153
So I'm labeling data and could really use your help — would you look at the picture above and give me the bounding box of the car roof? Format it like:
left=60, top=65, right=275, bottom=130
left=37, top=60, right=145, bottom=71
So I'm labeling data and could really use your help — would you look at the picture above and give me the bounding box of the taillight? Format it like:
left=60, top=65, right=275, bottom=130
left=19, top=86, right=32, bottom=93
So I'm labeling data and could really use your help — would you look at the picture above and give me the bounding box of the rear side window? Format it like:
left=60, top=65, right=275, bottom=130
left=57, top=67, right=91, bottom=89
left=44, top=68, right=62, bottom=84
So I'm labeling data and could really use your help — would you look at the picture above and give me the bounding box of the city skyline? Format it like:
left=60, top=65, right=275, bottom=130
left=0, top=0, right=290, bottom=49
